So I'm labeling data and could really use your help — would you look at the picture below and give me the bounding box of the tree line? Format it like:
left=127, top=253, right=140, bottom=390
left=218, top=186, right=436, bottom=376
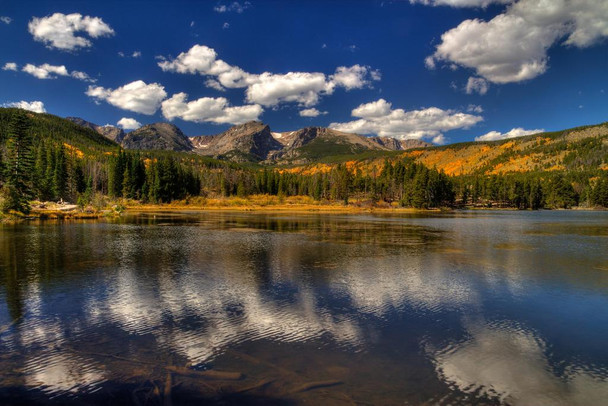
left=1, top=110, right=607, bottom=214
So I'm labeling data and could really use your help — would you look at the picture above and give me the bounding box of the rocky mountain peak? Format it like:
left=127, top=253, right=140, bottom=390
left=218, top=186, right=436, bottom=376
left=121, top=122, right=193, bottom=151
left=190, top=121, right=281, bottom=162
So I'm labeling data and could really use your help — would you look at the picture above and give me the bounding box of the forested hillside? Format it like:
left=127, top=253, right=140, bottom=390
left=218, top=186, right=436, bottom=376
left=404, top=123, right=608, bottom=175
left=0, top=108, right=607, bottom=215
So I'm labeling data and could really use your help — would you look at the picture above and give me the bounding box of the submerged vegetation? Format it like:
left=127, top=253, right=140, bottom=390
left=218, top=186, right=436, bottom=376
left=0, top=108, right=607, bottom=217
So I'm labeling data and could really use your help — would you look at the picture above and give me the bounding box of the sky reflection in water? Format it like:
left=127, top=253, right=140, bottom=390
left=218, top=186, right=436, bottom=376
left=0, top=211, right=607, bottom=404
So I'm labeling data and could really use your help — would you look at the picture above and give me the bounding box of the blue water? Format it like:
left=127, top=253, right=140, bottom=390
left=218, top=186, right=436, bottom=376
left=0, top=211, right=607, bottom=405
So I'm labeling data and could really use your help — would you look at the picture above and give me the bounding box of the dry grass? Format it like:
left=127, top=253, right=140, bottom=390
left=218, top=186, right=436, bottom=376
left=126, top=194, right=430, bottom=213
left=29, top=210, right=106, bottom=219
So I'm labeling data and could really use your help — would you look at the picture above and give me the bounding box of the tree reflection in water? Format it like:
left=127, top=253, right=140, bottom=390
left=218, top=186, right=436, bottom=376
left=0, top=211, right=607, bottom=404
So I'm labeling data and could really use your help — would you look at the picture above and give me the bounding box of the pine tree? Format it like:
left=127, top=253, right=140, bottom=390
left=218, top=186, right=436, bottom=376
left=530, top=180, right=543, bottom=210
left=108, top=149, right=125, bottom=197
left=410, top=167, right=429, bottom=208
left=591, top=174, right=608, bottom=207
left=122, top=166, right=132, bottom=198
left=53, top=145, right=68, bottom=201
left=44, top=147, right=55, bottom=199
left=2, top=112, right=34, bottom=213
left=33, top=142, right=50, bottom=200
left=549, top=174, right=577, bottom=208
left=66, top=157, right=84, bottom=202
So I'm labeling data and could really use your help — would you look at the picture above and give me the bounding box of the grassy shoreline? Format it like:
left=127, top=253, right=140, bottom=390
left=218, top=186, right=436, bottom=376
left=126, top=203, right=432, bottom=214
left=124, top=195, right=439, bottom=214
left=2, top=194, right=605, bottom=223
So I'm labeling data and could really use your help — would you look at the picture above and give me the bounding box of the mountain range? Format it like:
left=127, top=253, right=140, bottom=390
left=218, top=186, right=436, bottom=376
left=20, top=111, right=608, bottom=176
left=66, top=117, right=125, bottom=143
left=67, top=117, right=431, bottom=164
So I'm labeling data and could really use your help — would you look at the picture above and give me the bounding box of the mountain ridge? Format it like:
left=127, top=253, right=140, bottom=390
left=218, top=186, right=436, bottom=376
left=188, top=122, right=429, bottom=164
left=190, top=121, right=283, bottom=162
left=122, top=122, right=193, bottom=152
left=68, top=117, right=426, bottom=163
left=66, top=117, right=125, bottom=143
left=45, top=112, right=608, bottom=175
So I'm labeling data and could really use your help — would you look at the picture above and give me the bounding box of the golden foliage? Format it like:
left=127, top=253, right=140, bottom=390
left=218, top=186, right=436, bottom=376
left=275, top=125, right=607, bottom=177
left=63, top=143, right=84, bottom=159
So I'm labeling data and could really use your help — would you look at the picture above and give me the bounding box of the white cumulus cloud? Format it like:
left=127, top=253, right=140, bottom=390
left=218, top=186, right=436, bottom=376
left=0, top=16, right=12, bottom=24
left=18, top=63, right=95, bottom=82
left=158, top=44, right=380, bottom=107
left=86, top=80, right=167, bottom=115
left=330, top=98, right=483, bottom=142
left=22, top=63, right=69, bottom=79
left=117, top=117, right=142, bottom=130
left=2, top=62, right=17, bottom=71
left=330, top=65, right=380, bottom=90
left=351, top=98, right=392, bottom=118
left=161, top=92, right=263, bottom=125
left=299, top=108, right=328, bottom=117
left=28, top=12, right=114, bottom=51
left=246, top=71, right=332, bottom=107
left=158, top=44, right=257, bottom=89
left=475, top=127, right=544, bottom=141
left=3, top=100, right=46, bottom=113
left=465, top=76, right=489, bottom=95
left=425, top=0, right=608, bottom=83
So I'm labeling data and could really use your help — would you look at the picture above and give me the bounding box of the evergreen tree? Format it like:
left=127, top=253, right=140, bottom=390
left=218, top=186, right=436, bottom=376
left=33, top=142, right=51, bottom=200
left=53, top=145, right=68, bottom=201
left=410, top=167, right=429, bottom=208
left=530, top=180, right=544, bottom=210
left=66, top=156, right=85, bottom=202
left=44, top=147, right=55, bottom=199
left=2, top=112, right=34, bottom=213
left=591, top=174, right=608, bottom=207
left=548, top=174, right=577, bottom=208
left=108, top=149, right=125, bottom=197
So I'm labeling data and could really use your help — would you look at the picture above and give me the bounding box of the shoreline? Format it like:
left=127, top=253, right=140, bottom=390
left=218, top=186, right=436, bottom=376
left=124, top=203, right=437, bottom=214
left=2, top=201, right=606, bottom=223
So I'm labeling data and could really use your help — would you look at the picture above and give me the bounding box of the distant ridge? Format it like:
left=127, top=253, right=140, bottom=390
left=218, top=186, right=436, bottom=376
left=190, top=121, right=283, bottom=162
left=369, top=136, right=432, bottom=151
left=66, top=117, right=125, bottom=142
left=68, top=118, right=193, bottom=152
left=191, top=124, right=393, bottom=164
left=61, top=111, right=608, bottom=174
left=123, top=123, right=193, bottom=151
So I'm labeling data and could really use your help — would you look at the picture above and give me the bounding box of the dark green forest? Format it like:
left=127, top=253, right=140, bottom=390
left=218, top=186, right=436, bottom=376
left=1, top=108, right=607, bottom=214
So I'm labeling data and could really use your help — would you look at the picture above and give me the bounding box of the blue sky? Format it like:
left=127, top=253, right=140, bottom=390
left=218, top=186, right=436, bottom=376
left=0, top=0, right=606, bottom=143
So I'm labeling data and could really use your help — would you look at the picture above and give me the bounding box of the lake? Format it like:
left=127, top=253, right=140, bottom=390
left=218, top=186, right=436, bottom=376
left=1, top=211, right=607, bottom=405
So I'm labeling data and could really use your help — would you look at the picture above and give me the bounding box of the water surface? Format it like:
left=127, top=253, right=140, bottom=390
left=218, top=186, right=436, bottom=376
left=1, top=211, right=607, bottom=405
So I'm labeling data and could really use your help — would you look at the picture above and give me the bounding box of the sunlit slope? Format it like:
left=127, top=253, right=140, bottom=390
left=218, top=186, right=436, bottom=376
left=283, top=122, right=608, bottom=176
left=0, top=108, right=118, bottom=156
left=406, top=123, right=608, bottom=175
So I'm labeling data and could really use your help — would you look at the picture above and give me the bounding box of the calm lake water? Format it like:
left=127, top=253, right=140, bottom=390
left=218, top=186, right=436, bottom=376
left=0, top=211, right=607, bottom=405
